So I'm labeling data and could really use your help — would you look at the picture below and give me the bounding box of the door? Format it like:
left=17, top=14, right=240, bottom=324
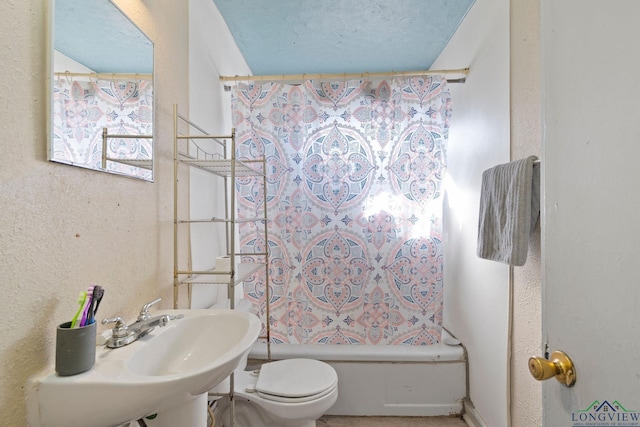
left=541, top=1, right=640, bottom=425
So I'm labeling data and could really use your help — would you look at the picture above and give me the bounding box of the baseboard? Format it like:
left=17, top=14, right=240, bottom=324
left=463, top=398, right=489, bottom=427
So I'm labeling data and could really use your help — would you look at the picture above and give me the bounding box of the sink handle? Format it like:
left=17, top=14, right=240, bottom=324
left=138, top=297, right=161, bottom=321
left=102, top=316, right=129, bottom=338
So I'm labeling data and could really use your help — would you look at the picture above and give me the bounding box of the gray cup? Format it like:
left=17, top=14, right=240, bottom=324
left=55, top=321, right=96, bottom=376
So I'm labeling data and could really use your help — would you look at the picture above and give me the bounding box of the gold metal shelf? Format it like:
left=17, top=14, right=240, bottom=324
left=177, top=217, right=232, bottom=224
left=177, top=262, right=266, bottom=286
left=178, top=157, right=263, bottom=177
left=173, top=105, right=272, bottom=427
left=104, top=158, right=153, bottom=170
left=101, top=128, right=153, bottom=171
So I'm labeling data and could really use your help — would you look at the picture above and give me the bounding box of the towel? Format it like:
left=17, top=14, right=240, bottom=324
left=477, top=156, right=540, bottom=266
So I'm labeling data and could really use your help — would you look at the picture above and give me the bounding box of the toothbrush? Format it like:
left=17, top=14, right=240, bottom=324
left=79, top=286, right=94, bottom=327
left=70, top=291, right=87, bottom=328
left=92, top=286, right=104, bottom=321
left=86, top=285, right=101, bottom=325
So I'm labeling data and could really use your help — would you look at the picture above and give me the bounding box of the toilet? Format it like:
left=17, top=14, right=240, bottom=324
left=193, top=288, right=338, bottom=427
left=213, top=357, right=338, bottom=427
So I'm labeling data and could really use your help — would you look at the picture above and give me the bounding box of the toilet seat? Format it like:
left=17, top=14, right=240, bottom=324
left=253, top=358, right=338, bottom=403
left=226, top=359, right=339, bottom=427
left=257, top=381, right=338, bottom=403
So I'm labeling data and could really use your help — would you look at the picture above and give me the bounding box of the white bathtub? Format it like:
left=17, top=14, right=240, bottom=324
left=247, top=332, right=467, bottom=417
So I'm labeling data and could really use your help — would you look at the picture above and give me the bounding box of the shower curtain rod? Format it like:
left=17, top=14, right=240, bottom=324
left=219, top=67, right=469, bottom=84
left=54, top=71, right=152, bottom=80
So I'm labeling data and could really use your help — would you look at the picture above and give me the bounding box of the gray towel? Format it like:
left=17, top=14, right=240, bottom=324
left=477, top=156, right=540, bottom=266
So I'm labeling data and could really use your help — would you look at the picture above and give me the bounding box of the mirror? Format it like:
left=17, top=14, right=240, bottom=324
left=48, top=0, right=154, bottom=181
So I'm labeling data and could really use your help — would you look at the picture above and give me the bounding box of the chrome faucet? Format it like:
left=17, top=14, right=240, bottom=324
left=136, top=297, right=162, bottom=322
left=102, top=298, right=181, bottom=349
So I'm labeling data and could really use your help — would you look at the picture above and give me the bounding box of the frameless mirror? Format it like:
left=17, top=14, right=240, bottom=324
left=48, top=0, right=154, bottom=181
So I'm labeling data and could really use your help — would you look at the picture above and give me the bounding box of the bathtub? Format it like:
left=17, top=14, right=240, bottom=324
left=247, top=331, right=467, bottom=417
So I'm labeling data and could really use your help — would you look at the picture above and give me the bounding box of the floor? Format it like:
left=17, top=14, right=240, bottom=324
left=317, top=415, right=468, bottom=426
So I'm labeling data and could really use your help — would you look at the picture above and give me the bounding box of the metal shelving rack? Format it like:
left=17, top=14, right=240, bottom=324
left=101, top=128, right=154, bottom=171
left=172, top=104, right=271, bottom=426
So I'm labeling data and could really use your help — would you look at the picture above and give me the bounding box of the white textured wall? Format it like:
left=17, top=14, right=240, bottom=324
left=510, top=0, right=542, bottom=425
left=431, top=0, right=511, bottom=426
left=188, top=0, right=249, bottom=132
left=2, top=0, right=188, bottom=425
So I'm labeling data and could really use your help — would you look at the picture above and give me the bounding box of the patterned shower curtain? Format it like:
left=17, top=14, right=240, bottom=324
left=232, top=76, right=452, bottom=345
left=52, top=78, right=153, bottom=179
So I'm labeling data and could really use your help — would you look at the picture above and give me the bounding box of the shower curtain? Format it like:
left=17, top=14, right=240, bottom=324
left=52, top=78, right=153, bottom=179
left=232, top=76, right=452, bottom=345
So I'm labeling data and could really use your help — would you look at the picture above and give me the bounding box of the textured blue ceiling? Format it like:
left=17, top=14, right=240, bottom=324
left=213, top=0, right=475, bottom=75
left=54, top=0, right=153, bottom=74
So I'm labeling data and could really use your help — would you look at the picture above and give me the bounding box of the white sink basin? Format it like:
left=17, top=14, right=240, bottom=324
left=27, top=309, right=260, bottom=427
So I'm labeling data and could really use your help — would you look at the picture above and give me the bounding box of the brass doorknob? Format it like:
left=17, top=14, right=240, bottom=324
left=528, top=351, right=576, bottom=387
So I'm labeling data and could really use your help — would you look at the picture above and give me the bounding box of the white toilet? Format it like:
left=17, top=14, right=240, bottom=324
left=214, top=357, right=338, bottom=427
left=192, top=287, right=338, bottom=427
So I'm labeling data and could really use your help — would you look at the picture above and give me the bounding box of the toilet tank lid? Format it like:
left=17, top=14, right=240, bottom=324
left=255, top=358, right=338, bottom=398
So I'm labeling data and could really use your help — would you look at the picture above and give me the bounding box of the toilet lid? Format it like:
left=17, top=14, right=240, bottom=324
left=255, top=358, right=338, bottom=399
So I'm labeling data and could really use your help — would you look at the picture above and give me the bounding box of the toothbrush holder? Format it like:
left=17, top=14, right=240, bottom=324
left=55, top=321, right=96, bottom=376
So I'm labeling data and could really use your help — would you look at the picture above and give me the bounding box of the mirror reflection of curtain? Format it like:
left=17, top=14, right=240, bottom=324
left=52, top=78, right=153, bottom=179
left=232, top=77, right=452, bottom=345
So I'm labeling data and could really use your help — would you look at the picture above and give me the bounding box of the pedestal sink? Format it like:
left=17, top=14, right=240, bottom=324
left=27, top=309, right=260, bottom=427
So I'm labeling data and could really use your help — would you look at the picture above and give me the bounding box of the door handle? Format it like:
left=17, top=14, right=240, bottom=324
left=528, top=350, right=576, bottom=387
